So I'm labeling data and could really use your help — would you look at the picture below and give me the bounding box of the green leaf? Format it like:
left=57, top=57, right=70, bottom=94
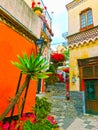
left=23, top=53, right=30, bottom=69
left=11, top=53, right=51, bottom=80
left=34, top=58, right=46, bottom=68
left=23, top=120, right=33, bottom=130
left=11, top=61, right=27, bottom=71
left=35, top=63, right=49, bottom=72
left=17, top=55, right=25, bottom=66
left=32, top=54, right=41, bottom=68
left=30, top=53, right=35, bottom=64
left=37, top=73, right=49, bottom=79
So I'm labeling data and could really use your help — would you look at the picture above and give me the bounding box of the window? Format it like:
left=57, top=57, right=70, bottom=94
left=80, top=8, right=93, bottom=31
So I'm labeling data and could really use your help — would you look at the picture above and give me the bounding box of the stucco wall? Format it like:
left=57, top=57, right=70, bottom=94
left=0, top=0, right=42, bottom=39
left=68, top=0, right=98, bottom=35
left=69, top=39, right=98, bottom=91
left=0, top=22, right=37, bottom=117
left=24, top=0, right=32, bottom=7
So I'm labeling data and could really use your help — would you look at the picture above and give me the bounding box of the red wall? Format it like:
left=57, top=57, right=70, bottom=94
left=0, top=22, right=37, bottom=117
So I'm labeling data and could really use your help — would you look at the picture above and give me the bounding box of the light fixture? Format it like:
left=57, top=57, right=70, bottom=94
left=72, top=75, right=76, bottom=83
left=36, top=38, right=44, bottom=45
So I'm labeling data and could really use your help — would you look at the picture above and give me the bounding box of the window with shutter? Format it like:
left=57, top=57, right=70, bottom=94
left=83, top=66, right=93, bottom=78
left=95, top=65, right=98, bottom=77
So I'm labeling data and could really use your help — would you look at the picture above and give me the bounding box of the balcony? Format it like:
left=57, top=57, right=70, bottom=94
left=0, top=0, right=43, bottom=40
left=31, top=0, right=54, bottom=39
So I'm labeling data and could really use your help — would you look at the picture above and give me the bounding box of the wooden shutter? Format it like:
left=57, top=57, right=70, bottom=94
left=83, top=66, right=93, bottom=78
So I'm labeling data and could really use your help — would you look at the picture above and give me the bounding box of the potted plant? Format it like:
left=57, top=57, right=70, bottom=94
left=32, top=1, right=47, bottom=16
left=0, top=53, right=51, bottom=121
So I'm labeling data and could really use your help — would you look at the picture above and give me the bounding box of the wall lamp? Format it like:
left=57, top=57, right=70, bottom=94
left=72, top=75, right=76, bottom=83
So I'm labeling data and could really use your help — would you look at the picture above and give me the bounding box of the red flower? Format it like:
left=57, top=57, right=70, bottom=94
left=55, top=73, right=64, bottom=82
left=51, top=53, right=65, bottom=62
left=63, top=68, right=69, bottom=73
left=37, top=2, right=41, bottom=5
left=44, top=6, right=47, bottom=10
left=32, top=2, right=36, bottom=8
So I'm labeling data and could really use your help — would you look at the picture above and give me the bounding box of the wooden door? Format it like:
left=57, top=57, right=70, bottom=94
left=85, top=80, right=98, bottom=115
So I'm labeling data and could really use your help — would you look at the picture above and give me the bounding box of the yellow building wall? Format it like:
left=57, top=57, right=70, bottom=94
left=69, top=39, right=98, bottom=91
left=68, top=0, right=98, bottom=35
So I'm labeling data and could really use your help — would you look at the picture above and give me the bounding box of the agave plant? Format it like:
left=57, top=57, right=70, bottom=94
left=0, top=53, right=51, bottom=121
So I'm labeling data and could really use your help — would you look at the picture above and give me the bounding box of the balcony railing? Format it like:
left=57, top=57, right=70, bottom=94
left=36, top=0, right=54, bottom=37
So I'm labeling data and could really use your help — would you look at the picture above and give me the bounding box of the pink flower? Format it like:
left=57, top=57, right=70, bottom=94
left=47, top=115, right=52, bottom=121
left=3, top=122, right=9, bottom=130
left=51, top=120, right=56, bottom=124
left=22, top=113, right=26, bottom=117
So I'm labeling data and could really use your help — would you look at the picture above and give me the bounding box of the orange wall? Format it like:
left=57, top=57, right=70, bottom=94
left=0, top=22, right=37, bottom=117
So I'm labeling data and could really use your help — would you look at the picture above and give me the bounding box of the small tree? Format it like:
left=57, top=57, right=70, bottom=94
left=0, top=53, right=51, bottom=121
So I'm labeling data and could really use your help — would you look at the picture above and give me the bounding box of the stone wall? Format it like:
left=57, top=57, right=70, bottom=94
left=46, top=83, right=85, bottom=114
left=69, top=91, right=85, bottom=114
left=46, top=82, right=66, bottom=96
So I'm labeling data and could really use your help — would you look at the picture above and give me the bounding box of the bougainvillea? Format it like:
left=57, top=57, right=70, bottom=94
left=51, top=53, right=65, bottom=62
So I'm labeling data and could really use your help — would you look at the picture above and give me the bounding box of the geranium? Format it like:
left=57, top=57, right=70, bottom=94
left=51, top=53, right=65, bottom=62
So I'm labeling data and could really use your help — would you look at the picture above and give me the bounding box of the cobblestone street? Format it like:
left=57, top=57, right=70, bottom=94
left=45, top=83, right=98, bottom=130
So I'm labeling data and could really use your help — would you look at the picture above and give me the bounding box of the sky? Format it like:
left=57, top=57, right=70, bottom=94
left=43, top=0, right=73, bottom=50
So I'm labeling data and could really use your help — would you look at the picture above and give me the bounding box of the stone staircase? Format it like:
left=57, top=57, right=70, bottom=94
left=45, top=82, right=84, bottom=129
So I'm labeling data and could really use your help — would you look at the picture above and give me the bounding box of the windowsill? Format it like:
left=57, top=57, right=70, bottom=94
left=80, top=24, right=93, bottom=32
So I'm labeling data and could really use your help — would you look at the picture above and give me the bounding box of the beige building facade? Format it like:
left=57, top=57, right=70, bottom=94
left=66, top=0, right=98, bottom=114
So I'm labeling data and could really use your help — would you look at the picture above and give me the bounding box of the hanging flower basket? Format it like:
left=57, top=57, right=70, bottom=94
left=32, top=1, right=47, bottom=16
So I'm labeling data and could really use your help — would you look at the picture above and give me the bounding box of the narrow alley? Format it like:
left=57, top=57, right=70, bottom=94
left=45, top=83, right=98, bottom=130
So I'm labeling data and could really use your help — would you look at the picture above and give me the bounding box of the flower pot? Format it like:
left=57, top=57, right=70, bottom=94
left=34, top=10, right=42, bottom=16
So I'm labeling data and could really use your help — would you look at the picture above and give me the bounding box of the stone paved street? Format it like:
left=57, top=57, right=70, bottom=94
left=45, top=83, right=98, bottom=130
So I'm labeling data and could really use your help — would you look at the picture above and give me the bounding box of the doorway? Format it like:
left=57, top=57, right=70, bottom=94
left=85, top=79, right=98, bottom=115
